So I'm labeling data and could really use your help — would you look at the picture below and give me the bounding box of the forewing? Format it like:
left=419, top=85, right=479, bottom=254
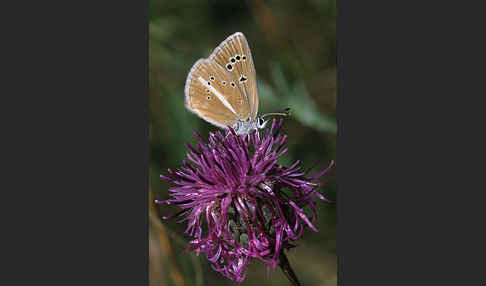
left=184, top=59, right=250, bottom=129
left=209, top=32, right=259, bottom=120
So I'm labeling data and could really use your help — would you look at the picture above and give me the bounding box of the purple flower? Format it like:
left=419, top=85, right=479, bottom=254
left=155, top=119, right=334, bottom=283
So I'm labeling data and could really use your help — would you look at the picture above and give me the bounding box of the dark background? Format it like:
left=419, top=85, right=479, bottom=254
left=149, top=0, right=337, bottom=285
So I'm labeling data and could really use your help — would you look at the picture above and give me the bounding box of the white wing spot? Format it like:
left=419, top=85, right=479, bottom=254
left=198, top=76, right=237, bottom=115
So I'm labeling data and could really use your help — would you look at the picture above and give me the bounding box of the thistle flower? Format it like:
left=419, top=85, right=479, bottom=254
left=155, top=119, right=334, bottom=283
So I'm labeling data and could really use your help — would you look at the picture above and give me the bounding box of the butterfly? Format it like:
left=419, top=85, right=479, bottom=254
left=184, top=32, right=288, bottom=135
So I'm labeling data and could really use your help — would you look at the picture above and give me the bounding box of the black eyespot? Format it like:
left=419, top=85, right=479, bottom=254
left=227, top=64, right=232, bottom=70
left=236, top=55, right=241, bottom=60
left=230, top=82, right=235, bottom=87
left=207, top=82, right=211, bottom=86
left=222, top=81, right=226, bottom=85
left=231, top=58, right=236, bottom=63
left=242, top=55, right=246, bottom=60
left=210, top=76, right=215, bottom=81
left=239, top=75, right=247, bottom=82
left=207, top=96, right=211, bottom=100
left=206, top=89, right=210, bottom=93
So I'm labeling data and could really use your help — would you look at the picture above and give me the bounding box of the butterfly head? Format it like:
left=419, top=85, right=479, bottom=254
left=257, top=116, right=268, bottom=129
left=233, top=117, right=265, bottom=135
left=233, top=111, right=288, bottom=135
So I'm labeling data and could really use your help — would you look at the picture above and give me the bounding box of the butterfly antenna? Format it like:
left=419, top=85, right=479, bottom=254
left=262, top=108, right=291, bottom=119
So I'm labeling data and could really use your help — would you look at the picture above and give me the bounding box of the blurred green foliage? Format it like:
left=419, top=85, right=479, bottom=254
left=149, top=1, right=336, bottom=285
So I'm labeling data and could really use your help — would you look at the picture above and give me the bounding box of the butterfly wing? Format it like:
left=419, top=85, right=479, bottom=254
left=209, top=32, right=259, bottom=120
left=185, top=59, right=251, bottom=129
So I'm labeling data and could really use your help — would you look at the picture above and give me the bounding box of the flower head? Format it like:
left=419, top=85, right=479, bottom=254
left=155, top=119, right=333, bottom=282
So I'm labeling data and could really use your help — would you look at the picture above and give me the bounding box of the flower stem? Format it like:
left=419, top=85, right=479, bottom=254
left=278, top=251, right=301, bottom=286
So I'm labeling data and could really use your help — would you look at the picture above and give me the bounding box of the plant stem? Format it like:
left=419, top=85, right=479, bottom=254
left=278, top=251, right=301, bottom=286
